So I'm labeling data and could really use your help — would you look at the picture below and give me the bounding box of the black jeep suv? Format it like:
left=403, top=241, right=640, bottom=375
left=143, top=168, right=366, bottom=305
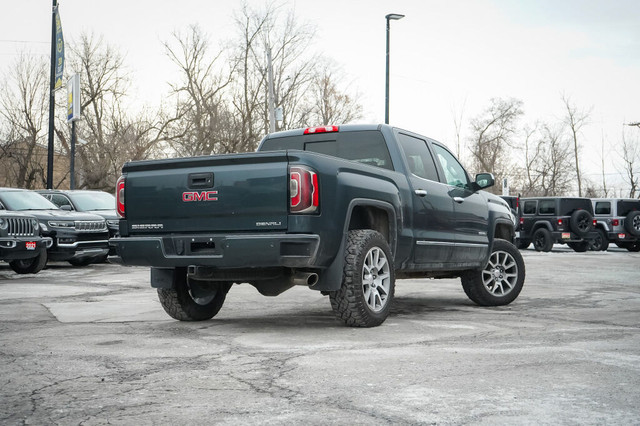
left=0, top=188, right=110, bottom=266
left=0, top=211, right=52, bottom=274
left=518, top=197, right=597, bottom=252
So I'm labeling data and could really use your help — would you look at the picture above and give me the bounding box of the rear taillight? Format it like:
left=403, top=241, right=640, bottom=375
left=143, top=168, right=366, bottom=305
left=519, top=217, right=524, bottom=225
left=612, top=219, right=619, bottom=226
left=593, top=219, right=597, bottom=227
left=116, top=175, right=125, bottom=218
left=290, top=166, right=319, bottom=214
left=557, top=218, right=564, bottom=227
left=303, top=125, right=339, bottom=135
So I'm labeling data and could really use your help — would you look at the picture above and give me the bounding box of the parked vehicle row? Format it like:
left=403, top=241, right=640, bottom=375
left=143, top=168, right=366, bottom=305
left=501, top=195, right=640, bottom=252
left=0, top=188, right=118, bottom=274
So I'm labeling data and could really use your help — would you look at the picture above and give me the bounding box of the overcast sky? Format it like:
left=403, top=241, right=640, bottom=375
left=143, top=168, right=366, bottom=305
left=3, top=0, right=639, bottom=193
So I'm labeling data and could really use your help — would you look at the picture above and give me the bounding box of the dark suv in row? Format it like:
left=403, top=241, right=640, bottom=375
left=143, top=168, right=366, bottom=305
left=517, top=197, right=597, bottom=252
left=0, top=188, right=110, bottom=267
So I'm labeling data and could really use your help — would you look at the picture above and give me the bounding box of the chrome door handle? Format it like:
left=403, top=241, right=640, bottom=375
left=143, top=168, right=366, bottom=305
left=453, top=197, right=465, bottom=203
left=414, top=189, right=428, bottom=197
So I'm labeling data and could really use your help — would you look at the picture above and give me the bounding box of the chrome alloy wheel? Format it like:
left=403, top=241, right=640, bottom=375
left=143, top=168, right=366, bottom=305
left=362, top=247, right=391, bottom=312
left=482, top=250, right=519, bottom=296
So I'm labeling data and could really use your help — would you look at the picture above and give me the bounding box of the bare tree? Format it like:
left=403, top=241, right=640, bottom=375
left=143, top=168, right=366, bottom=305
left=536, top=124, right=574, bottom=196
left=620, top=128, right=639, bottom=198
left=468, top=97, right=523, bottom=191
left=67, top=32, right=169, bottom=191
left=0, top=54, right=50, bottom=188
left=304, top=61, right=363, bottom=126
left=562, top=94, right=591, bottom=197
left=163, top=25, right=238, bottom=156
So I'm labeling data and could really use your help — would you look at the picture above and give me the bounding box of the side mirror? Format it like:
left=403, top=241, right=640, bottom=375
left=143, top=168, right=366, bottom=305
left=474, top=173, right=495, bottom=190
left=60, top=205, right=73, bottom=211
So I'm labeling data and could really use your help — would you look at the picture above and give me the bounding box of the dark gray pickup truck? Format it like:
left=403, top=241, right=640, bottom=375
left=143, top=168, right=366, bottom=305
left=112, top=124, right=525, bottom=327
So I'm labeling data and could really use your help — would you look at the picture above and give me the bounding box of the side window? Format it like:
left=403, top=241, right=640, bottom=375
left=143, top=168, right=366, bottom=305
left=51, top=194, right=73, bottom=209
left=523, top=201, right=537, bottom=215
left=539, top=200, right=555, bottom=215
left=432, top=144, right=469, bottom=187
left=396, top=133, right=439, bottom=181
left=594, top=202, right=611, bottom=215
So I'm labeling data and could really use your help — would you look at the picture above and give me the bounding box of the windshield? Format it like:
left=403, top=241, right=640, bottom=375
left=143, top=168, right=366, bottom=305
left=0, top=191, right=58, bottom=211
left=68, top=192, right=115, bottom=211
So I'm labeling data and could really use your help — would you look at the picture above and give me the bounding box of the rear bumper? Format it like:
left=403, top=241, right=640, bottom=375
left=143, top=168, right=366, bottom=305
left=606, top=232, right=638, bottom=243
left=110, top=233, right=321, bottom=268
left=551, top=230, right=598, bottom=243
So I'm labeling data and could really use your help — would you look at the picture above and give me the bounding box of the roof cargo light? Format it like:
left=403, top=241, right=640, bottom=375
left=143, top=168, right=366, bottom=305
left=304, top=126, right=339, bottom=135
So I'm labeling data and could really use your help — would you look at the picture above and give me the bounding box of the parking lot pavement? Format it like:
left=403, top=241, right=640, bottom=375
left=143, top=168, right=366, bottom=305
left=1, top=248, right=639, bottom=425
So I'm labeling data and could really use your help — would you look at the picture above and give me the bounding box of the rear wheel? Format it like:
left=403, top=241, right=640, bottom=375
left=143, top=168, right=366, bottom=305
left=590, top=228, right=609, bottom=251
left=532, top=228, right=553, bottom=252
left=461, top=239, right=525, bottom=306
left=330, top=230, right=395, bottom=327
left=618, top=241, right=640, bottom=252
left=9, top=250, right=47, bottom=274
left=157, top=267, right=232, bottom=321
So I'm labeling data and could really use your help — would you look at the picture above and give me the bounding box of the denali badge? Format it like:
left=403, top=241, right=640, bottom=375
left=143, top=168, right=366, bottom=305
left=131, top=223, right=164, bottom=230
left=183, top=191, right=218, bottom=202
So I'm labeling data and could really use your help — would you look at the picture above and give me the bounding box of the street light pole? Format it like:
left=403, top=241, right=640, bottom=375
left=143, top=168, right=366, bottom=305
left=385, top=13, right=404, bottom=125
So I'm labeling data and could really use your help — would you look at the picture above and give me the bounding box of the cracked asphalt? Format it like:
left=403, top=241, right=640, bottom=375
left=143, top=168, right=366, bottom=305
left=1, top=247, right=639, bottom=425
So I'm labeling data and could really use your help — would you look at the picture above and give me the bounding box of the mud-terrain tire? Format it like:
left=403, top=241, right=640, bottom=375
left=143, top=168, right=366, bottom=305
left=590, top=228, right=609, bottom=251
left=567, top=241, right=589, bottom=252
left=532, top=228, right=553, bottom=252
left=570, top=210, right=593, bottom=237
left=460, top=239, right=525, bottom=306
left=330, top=230, right=395, bottom=328
left=624, top=211, right=640, bottom=237
left=157, top=267, right=231, bottom=321
left=9, top=250, right=47, bottom=274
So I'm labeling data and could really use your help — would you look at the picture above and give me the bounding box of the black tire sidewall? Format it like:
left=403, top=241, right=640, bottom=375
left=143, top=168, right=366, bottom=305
left=533, top=228, right=552, bottom=252
left=625, top=211, right=640, bottom=237
left=330, top=230, right=395, bottom=327
left=9, top=250, right=47, bottom=274
left=461, top=239, right=525, bottom=306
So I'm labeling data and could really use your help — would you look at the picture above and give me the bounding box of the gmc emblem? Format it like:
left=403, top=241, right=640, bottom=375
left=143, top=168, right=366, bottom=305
left=182, top=191, right=218, bottom=202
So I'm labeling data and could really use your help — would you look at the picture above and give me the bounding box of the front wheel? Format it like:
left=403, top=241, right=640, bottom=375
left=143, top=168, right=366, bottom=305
left=157, top=267, right=232, bottom=321
left=9, top=250, right=47, bottom=274
left=330, top=230, right=395, bottom=327
left=461, top=239, right=525, bottom=306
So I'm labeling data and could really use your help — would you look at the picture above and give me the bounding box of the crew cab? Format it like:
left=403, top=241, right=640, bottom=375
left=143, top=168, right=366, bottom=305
left=0, top=188, right=110, bottom=267
left=112, top=124, right=525, bottom=327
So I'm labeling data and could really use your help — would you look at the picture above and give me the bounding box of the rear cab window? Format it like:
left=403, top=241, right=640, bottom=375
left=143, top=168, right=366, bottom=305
left=260, top=130, right=394, bottom=171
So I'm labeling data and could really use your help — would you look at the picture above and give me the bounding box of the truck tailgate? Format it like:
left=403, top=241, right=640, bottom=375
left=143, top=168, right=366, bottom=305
left=122, top=152, right=289, bottom=233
